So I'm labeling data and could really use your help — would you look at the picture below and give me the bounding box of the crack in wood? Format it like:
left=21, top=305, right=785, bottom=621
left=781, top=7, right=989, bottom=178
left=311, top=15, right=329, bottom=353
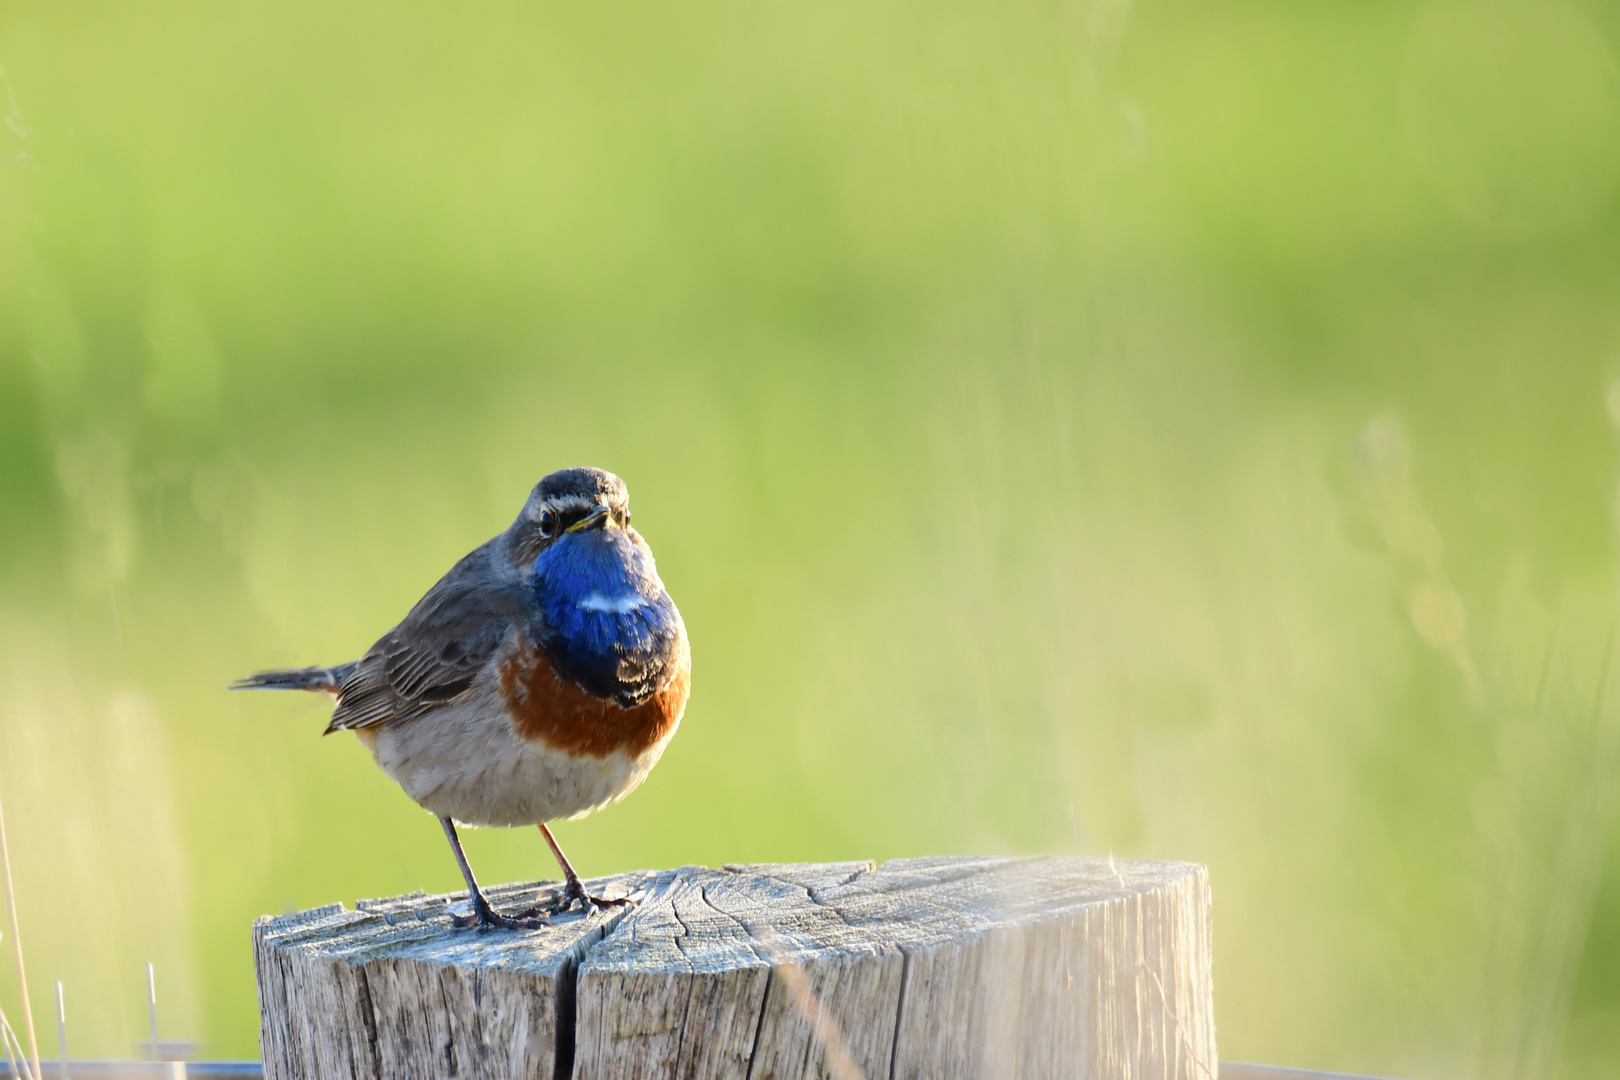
left=742, top=967, right=773, bottom=1080
left=668, top=885, right=698, bottom=1077
left=352, top=966, right=379, bottom=1080
left=552, top=950, right=578, bottom=1080
left=886, top=949, right=911, bottom=1080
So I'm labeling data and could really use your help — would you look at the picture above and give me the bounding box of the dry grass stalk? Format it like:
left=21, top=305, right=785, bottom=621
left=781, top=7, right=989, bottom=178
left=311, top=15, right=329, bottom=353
left=0, top=796, right=40, bottom=1080
left=0, top=998, right=33, bottom=1080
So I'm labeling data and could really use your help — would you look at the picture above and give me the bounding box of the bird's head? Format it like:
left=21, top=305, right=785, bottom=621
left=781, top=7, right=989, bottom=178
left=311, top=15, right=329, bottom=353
left=504, top=467, right=633, bottom=568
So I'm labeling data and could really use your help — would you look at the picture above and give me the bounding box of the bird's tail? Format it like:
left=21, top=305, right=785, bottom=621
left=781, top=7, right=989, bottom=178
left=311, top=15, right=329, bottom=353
left=230, top=662, right=355, bottom=694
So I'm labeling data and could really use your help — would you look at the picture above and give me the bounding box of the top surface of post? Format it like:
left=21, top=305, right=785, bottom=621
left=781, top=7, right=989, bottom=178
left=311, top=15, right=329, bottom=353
left=254, top=856, right=1215, bottom=1080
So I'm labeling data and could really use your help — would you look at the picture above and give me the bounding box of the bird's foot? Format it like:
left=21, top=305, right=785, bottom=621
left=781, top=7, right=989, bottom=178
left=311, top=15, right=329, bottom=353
left=450, top=895, right=550, bottom=932
left=548, top=876, right=636, bottom=917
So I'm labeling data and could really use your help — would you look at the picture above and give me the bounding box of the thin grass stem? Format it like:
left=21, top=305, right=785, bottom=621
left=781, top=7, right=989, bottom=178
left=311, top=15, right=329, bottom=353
left=0, top=1002, right=33, bottom=1080
left=0, top=1002, right=18, bottom=1080
left=146, top=963, right=159, bottom=1061
left=0, top=796, right=40, bottom=1080
left=54, top=981, right=66, bottom=1080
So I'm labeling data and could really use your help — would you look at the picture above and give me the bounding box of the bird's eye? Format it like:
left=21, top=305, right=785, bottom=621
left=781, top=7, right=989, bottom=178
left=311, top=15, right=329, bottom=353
left=538, top=509, right=558, bottom=537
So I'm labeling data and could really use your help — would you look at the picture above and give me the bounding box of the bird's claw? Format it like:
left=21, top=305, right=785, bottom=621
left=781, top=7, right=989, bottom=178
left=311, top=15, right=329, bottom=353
left=549, top=879, right=636, bottom=917
left=450, top=902, right=550, bottom=932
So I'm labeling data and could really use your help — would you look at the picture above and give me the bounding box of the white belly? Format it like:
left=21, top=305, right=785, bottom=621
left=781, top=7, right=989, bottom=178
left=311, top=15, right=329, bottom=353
left=362, top=697, right=678, bottom=827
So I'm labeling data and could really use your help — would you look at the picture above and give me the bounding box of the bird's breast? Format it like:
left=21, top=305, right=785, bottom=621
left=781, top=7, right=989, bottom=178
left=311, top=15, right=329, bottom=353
left=497, top=631, right=690, bottom=759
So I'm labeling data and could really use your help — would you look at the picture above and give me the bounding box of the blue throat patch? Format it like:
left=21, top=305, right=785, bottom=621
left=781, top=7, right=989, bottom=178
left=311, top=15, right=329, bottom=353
left=529, top=528, right=684, bottom=705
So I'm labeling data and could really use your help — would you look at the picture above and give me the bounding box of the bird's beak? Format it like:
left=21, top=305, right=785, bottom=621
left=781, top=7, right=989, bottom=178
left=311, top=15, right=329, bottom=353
left=566, top=505, right=616, bottom=533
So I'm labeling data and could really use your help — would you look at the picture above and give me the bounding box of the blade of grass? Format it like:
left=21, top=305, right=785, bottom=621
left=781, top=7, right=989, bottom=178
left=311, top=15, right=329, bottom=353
left=0, top=795, right=40, bottom=1080
left=145, top=963, right=158, bottom=1061
left=0, top=1001, right=18, bottom=1080
left=0, top=1000, right=33, bottom=1080
left=53, top=981, right=66, bottom=1080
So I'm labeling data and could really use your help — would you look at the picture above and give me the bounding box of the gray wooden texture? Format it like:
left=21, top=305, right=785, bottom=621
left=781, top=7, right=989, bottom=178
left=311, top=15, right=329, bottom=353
left=254, top=856, right=1214, bottom=1080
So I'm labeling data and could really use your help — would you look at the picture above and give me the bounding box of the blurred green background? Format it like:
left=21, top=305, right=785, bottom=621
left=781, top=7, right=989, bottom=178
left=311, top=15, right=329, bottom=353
left=2, top=0, right=1619, bottom=1075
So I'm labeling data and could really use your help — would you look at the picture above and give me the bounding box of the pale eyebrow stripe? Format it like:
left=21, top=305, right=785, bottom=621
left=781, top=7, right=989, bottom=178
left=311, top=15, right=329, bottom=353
left=543, top=495, right=599, bottom=514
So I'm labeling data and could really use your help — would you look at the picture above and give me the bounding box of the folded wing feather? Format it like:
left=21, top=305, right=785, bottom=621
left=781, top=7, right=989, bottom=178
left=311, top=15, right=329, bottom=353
left=326, top=540, right=522, bottom=734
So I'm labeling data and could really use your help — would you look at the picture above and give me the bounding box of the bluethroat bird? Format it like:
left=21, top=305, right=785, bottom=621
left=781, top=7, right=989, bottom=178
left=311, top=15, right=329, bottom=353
left=234, top=468, right=690, bottom=930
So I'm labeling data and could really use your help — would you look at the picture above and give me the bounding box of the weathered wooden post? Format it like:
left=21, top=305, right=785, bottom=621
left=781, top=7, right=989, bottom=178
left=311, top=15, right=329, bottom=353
left=254, top=856, right=1215, bottom=1079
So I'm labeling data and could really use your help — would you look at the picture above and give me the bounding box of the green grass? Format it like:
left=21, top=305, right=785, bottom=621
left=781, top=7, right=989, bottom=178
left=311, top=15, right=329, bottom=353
left=2, top=1, right=1620, bottom=1075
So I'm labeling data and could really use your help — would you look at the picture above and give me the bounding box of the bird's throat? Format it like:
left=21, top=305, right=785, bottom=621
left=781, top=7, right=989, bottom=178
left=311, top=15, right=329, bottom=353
left=530, top=529, right=684, bottom=704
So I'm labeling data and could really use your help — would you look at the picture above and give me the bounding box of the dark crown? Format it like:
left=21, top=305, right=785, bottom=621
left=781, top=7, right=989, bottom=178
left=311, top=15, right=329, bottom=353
left=536, top=467, right=627, bottom=506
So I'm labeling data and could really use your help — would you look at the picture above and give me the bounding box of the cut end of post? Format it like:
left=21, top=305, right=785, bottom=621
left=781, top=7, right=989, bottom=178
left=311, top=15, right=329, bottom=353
left=253, top=856, right=1216, bottom=1080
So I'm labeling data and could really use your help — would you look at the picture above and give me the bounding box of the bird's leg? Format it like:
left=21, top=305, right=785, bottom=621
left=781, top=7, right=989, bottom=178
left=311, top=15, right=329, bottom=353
left=538, top=822, right=635, bottom=915
left=440, top=817, right=548, bottom=931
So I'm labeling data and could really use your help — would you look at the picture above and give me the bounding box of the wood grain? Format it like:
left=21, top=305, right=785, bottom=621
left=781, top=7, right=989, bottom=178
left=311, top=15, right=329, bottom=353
left=254, top=857, right=1214, bottom=1079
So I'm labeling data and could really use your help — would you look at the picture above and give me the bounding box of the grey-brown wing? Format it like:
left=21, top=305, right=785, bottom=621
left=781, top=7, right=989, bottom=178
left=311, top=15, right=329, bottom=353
left=325, top=541, right=523, bottom=733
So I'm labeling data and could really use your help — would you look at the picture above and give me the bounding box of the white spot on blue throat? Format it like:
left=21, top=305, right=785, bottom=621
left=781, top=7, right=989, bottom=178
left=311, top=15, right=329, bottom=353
left=577, top=592, right=650, bottom=614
